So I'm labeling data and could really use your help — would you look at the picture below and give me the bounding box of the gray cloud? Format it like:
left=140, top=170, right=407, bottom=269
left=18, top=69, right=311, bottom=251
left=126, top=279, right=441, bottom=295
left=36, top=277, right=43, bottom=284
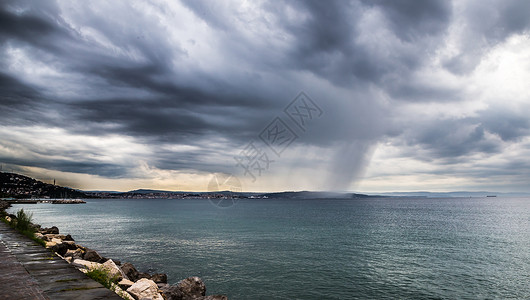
left=443, top=0, right=530, bottom=74
left=1, top=0, right=530, bottom=191
left=368, top=0, right=452, bottom=41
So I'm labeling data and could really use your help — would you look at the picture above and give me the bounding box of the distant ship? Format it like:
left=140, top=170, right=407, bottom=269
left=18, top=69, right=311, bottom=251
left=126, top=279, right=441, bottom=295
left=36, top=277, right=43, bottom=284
left=486, top=195, right=497, bottom=197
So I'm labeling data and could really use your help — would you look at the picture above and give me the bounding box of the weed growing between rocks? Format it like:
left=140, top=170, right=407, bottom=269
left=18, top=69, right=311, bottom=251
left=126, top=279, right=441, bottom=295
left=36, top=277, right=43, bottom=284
left=14, top=209, right=33, bottom=231
left=86, top=266, right=120, bottom=290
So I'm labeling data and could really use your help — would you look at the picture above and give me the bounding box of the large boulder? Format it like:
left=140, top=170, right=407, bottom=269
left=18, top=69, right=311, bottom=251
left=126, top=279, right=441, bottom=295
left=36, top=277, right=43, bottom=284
left=64, top=248, right=84, bottom=260
left=113, top=284, right=135, bottom=300
left=177, top=277, right=206, bottom=299
left=71, top=259, right=101, bottom=270
left=62, top=241, right=78, bottom=250
left=83, top=249, right=103, bottom=262
left=102, top=259, right=127, bottom=281
left=51, top=243, right=69, bottom=256
left=64, top=234, right=75, bottom=241
left=45, top=241, right=57, bottom=248
left=126, top=278, right=163, bottom=300
left=121, top=262, right=140, bottom=282
left=150, top=273, right=167, bottom=284
left=51, top=238, right=63, bottom=244
left=118, top=278, right=135, bottom=290
left=41, top=226, right=59, bottom=234
left=157, top=284, right=184, bottom=300
left=44, top=234, right=66, bottom=241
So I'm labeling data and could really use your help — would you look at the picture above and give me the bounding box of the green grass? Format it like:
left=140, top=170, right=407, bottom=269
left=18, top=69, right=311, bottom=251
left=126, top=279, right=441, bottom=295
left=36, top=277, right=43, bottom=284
left=85, top=266, right=119, bottom=290
left=21, top=229, right=47, bottom=247
left=1, top=209, right=46, bottom=247
left=14, top=209, right=33, bottom=232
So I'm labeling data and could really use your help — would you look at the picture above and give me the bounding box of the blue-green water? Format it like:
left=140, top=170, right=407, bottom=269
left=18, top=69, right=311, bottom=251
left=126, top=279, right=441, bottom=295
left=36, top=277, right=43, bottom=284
left=8, top=197, right=530, bottom=299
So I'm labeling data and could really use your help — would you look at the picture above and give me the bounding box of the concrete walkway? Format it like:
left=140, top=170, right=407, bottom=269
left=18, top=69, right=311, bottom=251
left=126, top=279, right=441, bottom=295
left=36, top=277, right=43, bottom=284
left=0, top=222, right=122, bottom=300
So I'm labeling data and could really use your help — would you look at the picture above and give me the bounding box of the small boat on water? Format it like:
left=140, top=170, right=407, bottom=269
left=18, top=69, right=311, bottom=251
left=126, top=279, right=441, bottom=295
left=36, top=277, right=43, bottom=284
left=486, top=195, right=497, bottom=197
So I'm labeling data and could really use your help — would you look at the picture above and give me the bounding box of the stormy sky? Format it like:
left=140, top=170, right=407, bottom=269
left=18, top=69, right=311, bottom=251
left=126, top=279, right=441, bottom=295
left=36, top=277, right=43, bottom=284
left=1, top=0, right=530, bottom=192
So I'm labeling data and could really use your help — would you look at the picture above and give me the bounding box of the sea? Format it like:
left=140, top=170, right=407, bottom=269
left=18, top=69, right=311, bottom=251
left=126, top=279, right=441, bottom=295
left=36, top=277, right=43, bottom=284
left=7, top=197, right=529, bottom=299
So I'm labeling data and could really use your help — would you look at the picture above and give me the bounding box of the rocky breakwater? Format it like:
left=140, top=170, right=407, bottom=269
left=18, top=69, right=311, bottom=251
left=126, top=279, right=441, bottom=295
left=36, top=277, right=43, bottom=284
left=36, top=226, right=228, bottom=300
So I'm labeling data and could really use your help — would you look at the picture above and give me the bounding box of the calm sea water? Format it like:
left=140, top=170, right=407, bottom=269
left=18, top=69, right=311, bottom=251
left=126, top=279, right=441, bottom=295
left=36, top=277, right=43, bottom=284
left=8, top=197, right=530, bottom=299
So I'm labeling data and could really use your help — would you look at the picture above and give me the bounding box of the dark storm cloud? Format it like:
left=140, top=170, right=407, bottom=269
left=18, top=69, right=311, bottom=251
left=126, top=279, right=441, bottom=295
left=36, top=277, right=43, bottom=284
left=0, top=0, right=279, bottom=178
left=0, top=2, right=63, bottom=44
left=368, top=0, right=451, bottom=41
left=263, top=0, right=381, bottom=85
left=385, top=80, right=462, bottom=103
left=0, top=72, right=40, bottom=106
left=396, top=105, right=530, bottom=166
left=406, top=119, right=500, bottom=160
left=478, top=108, right=530, bottom=142
left=0, top=72, right=62, bottom=129
left=0, top=154, right=128, bottom=178
left=1, top=0, right=530, bottom=190
left=261, top=0, right=453, bottom=88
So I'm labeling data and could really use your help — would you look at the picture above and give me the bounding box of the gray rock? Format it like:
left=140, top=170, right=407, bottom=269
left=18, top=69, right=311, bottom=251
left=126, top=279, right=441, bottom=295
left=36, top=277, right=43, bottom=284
left=102, top=259, right=127, bottom=281
left=83, top=249, right=103, bottom=262
left=63, top=241, right=78, bottom=250
left=50, top=238, right=63, bottom=244
left=158, top=283, right=184, bottom=300
left=41, top=226, right=59, bottom=234
left=150, top=273, right=167, bottom=284
left=114, top=285, right=135, bottom=300
left=126, top=278, right=163, bottom=300
left=121, top=262, right=140, bottom=282
left=43, top=234, right=66, bottom=241
left=64, top=234, right=75, bottom=241
left=118, top=278, right=135, bottom=290
left=177, top=277, right=206, bottom=298
left=71, top=259, right=102, bottom=270
left=51, top=243, right=68, bottom=256
left=64, top=248, right=84, bottom=260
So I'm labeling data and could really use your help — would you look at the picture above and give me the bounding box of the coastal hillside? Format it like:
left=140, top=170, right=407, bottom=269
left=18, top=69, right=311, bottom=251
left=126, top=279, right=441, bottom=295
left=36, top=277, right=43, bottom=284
left=261, top=191, right=374, bottom=199
left=0, top=172, right=91, bottom=199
